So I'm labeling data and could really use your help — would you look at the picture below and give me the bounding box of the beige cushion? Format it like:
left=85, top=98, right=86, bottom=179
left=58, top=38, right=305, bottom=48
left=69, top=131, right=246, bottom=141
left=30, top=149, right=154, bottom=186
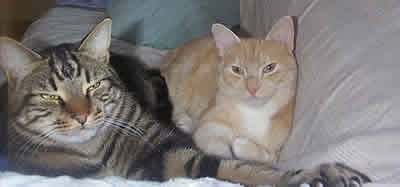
left=241, top=0, right=400, bottom=183
left=260, top=0, right=400, bottom=183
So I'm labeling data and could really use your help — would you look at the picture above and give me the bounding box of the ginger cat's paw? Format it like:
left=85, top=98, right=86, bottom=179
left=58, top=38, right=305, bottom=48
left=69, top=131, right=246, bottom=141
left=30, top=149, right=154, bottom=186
left=278, top=163, right=371, bottom=187
left=193, top=123, right=235, bottom=158
left=207, top=142, right=234, bottom=158
left=232, top=138, right=276, bottom=163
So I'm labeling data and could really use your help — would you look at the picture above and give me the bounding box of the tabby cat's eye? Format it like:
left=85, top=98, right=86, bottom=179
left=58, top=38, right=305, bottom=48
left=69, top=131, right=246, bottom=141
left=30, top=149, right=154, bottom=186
left=231, top=65, right=244, bottom=75
left=263, top=63, right=278, bottom=74
left=41, top=94, right=62, bottom=102
left=87, top=81, right=102, bottom=92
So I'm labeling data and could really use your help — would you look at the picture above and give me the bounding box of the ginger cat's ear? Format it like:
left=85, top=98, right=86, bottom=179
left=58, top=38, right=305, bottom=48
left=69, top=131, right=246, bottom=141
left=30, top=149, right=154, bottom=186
left=79, top=18, right=112, bottom=60
left=265, top=16, right=295, bottom=53
left=212, top=23, right=241, bottom=57
left=0, top=37, right=43, bottom=88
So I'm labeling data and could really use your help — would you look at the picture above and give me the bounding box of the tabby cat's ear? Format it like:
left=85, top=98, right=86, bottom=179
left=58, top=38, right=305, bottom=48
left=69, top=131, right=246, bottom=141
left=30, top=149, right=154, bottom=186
left=78, top=18, right=112, bottom=61
left=265, top=16, right=295, bottom=53
left=212, top=23, right=241, bottom=57
left=0, top=37, right=43, bottom=88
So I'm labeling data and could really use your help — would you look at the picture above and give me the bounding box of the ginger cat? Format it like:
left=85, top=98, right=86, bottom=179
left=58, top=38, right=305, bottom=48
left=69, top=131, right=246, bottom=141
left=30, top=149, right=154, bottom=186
left=161, top=17, right=297, bottom=163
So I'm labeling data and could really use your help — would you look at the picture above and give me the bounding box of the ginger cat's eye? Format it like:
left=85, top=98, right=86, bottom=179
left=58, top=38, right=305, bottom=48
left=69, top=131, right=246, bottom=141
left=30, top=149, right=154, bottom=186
left=231, top=65, right=244, bottom=75
left=263, top=63, right=278, bottom=74
left=87, top=81, right=102, bottom=92
left=41, top=94, right=63, bottom=103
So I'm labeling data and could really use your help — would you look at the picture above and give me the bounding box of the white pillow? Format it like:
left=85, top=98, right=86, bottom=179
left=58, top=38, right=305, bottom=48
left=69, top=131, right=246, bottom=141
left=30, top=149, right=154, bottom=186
left=21, top=7, right=166, bottom=68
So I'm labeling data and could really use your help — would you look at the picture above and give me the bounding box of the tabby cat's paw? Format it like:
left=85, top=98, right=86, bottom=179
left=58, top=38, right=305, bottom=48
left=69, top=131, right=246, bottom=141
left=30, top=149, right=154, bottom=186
left=278, top=162, right=371, bottom=187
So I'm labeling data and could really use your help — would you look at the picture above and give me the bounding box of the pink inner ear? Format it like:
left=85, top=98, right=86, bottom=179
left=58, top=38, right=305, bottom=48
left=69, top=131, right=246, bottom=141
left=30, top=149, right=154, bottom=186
left=265, top=16, right=295, bottom=52
left=212, top=24, right=241, bottom=56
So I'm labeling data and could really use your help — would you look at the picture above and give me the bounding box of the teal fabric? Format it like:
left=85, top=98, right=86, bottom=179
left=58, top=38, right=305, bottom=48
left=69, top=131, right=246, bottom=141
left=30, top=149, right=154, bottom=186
left=0, top=157, right=6, bottom=171
left=106, top=0, right=239, bottom=49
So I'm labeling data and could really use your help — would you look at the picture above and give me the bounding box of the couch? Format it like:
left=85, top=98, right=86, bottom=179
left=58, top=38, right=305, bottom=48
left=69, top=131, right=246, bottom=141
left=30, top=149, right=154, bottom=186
left=0, top=0, right=399, bottom=186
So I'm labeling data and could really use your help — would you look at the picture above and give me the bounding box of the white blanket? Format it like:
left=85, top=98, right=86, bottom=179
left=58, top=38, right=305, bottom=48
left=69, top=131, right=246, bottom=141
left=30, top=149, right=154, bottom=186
left=1, top=172, right=396, bottom=187
left=0, top=172, right=243, bottom=187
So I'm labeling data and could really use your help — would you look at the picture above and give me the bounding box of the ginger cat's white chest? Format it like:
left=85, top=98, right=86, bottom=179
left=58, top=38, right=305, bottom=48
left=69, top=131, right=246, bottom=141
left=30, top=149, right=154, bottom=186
left=236, top=102, right=278, bottom=142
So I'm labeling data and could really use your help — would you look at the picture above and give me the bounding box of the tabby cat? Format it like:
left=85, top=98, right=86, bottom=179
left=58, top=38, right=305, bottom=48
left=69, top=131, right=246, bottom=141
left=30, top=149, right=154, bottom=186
left=161, top=17, right=296, bottom=164
left=0, top=18, right=370, bottom=187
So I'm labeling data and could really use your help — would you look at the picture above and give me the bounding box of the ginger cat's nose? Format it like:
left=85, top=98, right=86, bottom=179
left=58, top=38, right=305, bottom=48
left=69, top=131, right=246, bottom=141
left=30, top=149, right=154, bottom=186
left=248, top=88, right=257, bottom=96
left=247, top=77, right=259, bottom=96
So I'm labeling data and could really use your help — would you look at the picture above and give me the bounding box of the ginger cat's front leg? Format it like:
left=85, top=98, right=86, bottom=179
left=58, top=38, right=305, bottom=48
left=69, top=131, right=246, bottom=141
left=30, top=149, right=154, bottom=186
left=232, top=137, right=277, bottom=163
left=193, top=122, right=235, bottom=158
left=194, top=121, right=278, bottom=163
left=173, top=110, right=194, bottom=134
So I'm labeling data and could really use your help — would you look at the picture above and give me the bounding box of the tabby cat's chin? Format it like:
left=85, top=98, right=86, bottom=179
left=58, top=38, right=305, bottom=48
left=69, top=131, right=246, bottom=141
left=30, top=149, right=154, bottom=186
left=51, top=124, right=104, bottom=144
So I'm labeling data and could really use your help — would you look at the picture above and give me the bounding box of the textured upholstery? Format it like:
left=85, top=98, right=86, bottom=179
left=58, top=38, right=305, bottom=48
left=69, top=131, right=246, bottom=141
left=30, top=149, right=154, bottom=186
left=241, top=0, right=400, bottom=183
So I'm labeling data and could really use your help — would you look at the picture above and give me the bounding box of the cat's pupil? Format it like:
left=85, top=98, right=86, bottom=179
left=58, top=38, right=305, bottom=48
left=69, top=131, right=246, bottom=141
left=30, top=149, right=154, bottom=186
left=88, top=81, right=102, bottom=92
left=41, top=94, right=62, bottom=101
left=263, top=63, right=276, bottom=73
left=232, top=66, right=243, bottom=75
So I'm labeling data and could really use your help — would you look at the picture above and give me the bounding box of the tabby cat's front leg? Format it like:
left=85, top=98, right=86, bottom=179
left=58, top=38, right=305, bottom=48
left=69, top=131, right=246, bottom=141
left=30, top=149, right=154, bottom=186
left=217, top=161, right=371, bottom=187
left=277, top=162, right=371, bottom=187
left=163, top=145, right=370, bottom=187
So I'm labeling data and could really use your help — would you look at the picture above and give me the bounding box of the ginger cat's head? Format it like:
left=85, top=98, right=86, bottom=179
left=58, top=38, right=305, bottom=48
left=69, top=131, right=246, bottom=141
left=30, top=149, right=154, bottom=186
left=212, top=17, right=296, bottom=106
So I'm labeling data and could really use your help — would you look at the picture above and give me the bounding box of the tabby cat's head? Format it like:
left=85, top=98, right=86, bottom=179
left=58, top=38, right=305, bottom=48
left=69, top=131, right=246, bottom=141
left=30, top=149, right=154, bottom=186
left=1, top=19, right=121, bottom=143
left=212, top=17, right=297, bottom=105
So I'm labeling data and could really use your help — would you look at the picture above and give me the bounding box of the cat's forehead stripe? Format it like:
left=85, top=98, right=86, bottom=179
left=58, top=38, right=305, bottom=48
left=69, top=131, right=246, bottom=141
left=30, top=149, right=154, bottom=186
left=72, top=53, right=82, bottom=77
left=229, top=40, right=290, bottom=64
left=55, top=50, right=78, bottom=79
left=48, top=77, right=58, bottom=91
left=47, top=47, right=83, bottom=81
left=48, top=57, right=64, bottom=81
left=85, top=69, right=91, bottom=83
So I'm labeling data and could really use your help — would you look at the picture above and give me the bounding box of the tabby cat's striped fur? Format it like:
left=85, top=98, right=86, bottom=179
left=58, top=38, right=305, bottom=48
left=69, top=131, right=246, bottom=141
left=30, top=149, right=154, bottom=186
left=0, top=19, right=371, bottom=187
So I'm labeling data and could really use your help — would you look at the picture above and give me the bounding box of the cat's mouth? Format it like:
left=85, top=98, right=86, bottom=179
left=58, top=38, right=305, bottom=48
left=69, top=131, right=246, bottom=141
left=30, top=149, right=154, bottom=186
left=243, top=96, right=269, bottom=107
left=50, top=122, right=105, bottom=143
left=242, top=96, right=271, bottom=107
left=242, top=88, right=278, bottom=107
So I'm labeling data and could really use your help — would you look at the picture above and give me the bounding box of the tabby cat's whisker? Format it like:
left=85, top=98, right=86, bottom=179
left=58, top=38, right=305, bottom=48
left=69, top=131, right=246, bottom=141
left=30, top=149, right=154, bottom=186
left=104, top=123, right=139, bottom=138
left=31, top=130, right=57, bottom=155
left=105, top=116, right=151, bottom=126
left=103, top=123, right=157, bottom=148
left=16, top=127, right=56, bottom=161
left=103, top=118, right=146, bottom=136
left=103, top=120, right=144, bottom=137
left=105, top=117, right=158, bottom=132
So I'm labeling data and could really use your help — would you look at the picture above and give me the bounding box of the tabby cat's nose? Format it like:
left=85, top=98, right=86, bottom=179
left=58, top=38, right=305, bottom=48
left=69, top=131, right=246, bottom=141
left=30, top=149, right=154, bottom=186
left=75, top=114, right=88, bottom=125
left=66, top=97, right=90, bottom=125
